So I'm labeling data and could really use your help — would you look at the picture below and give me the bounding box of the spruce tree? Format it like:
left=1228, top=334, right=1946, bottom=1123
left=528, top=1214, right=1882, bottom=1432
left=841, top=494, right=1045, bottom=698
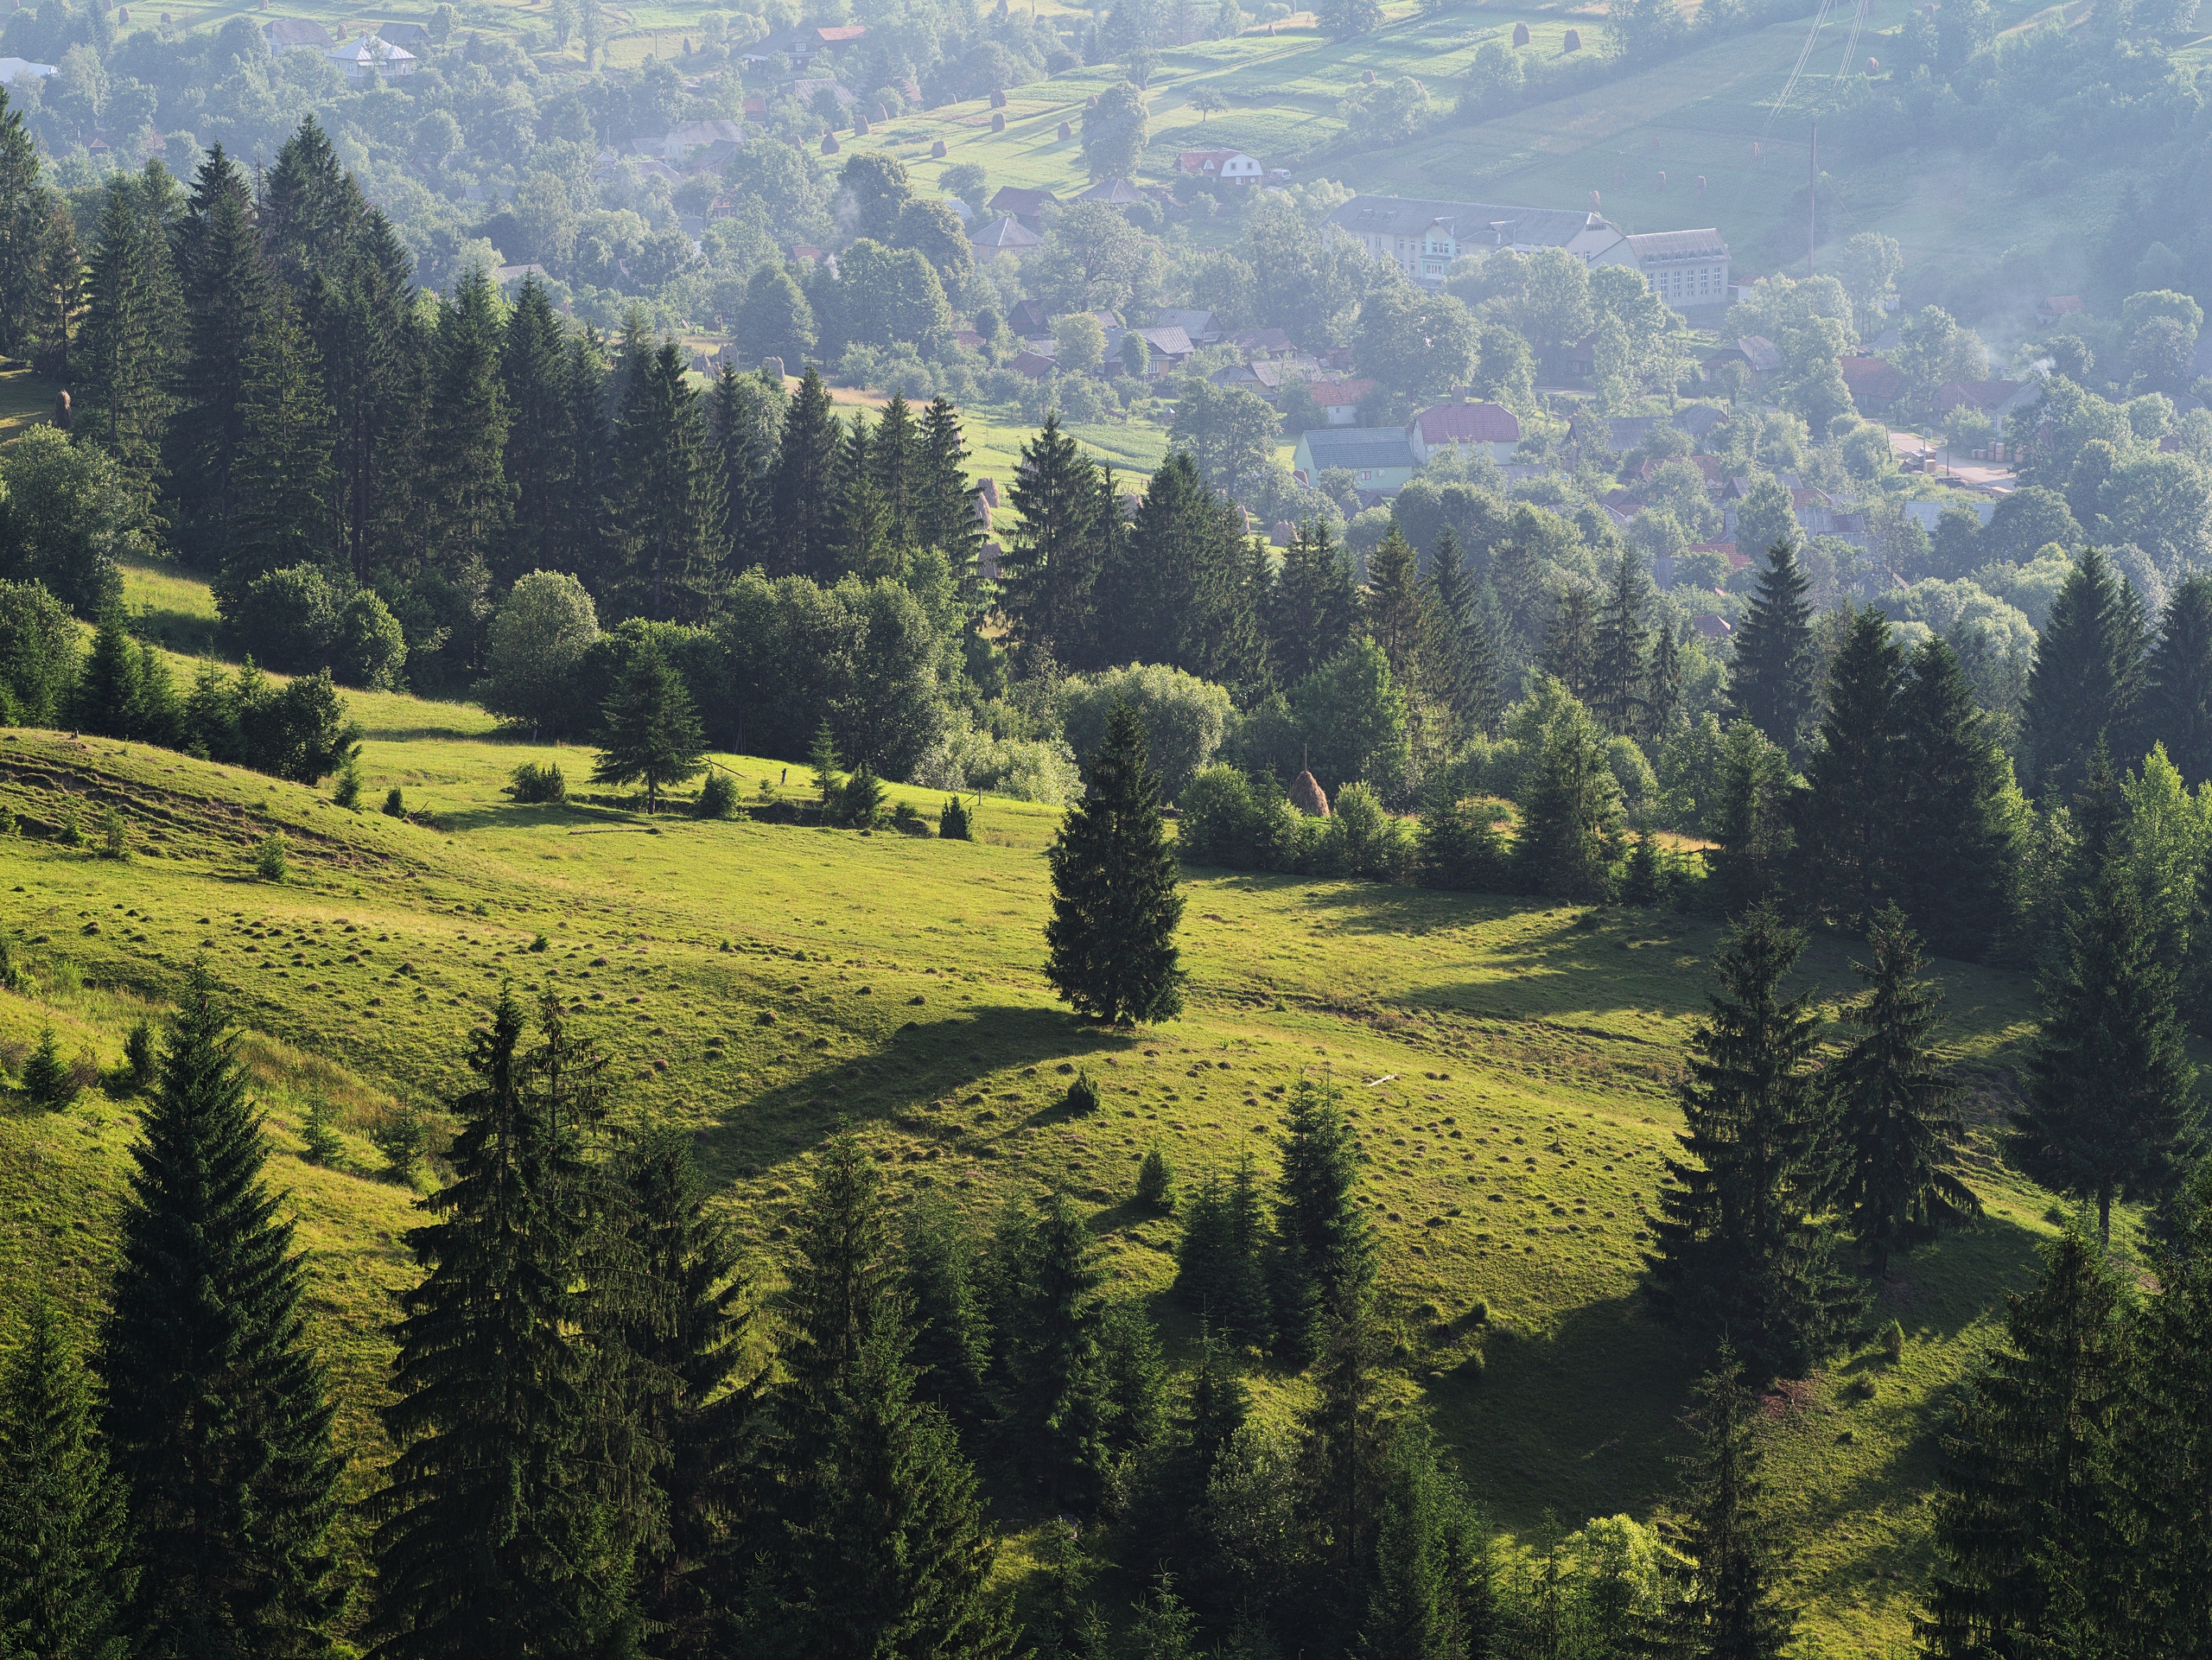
left=223, top=294, right=337, bottom=607
left=1726, top=541, right=1816, bottom=755
left=1920, top=1219, right=2127, bottom=1658
left=606, top=339, right=724, bottom=621
left=1001, top=416, right=1105, bottom=668
left=1045, top=701, right=1185, bottom=1025
left=1515, top=682, right=1628, bottom=901
left=1359, top=1415, right=1488, bottom=1660
left=2105, top=1160, right=2212, bottom=1651
left=833, top=413, right=898, bottom=580
left=710, top=361, right=782, bottom=579
left=2025, top=547, right=2147, bottom=799
left=1645, top=904, right=1862, bottom=1378
left=1649, top=614, right=1686, bottom=740
left=77, top=162, right=182, bottom=521
left=0, top=1291, right=133, bottom=1660
left=914, top=395, right=983, bottom=603
left=166, top=145, right=273, bottom=568
left=611, top=1125, right=758, bottom=1657
left=870, top=389, right=918, bottom=550
left=2012, top=756, right=2196, bottom=1243
left=809, top=717, right=842, bottom=808
left=768, top=366, right=842, bottom=581
left=21, top=1021, right=76, bottom=1110
left=1273, top=1074, right=1372, bottom=1363
left=373, top=991, right=643, bottom=1657
left=1299, top=1284, right=1392, bottom=1636
left=1363, top=525, right=1427, bottom=690
left=591, top=647, right=707, bottom=812
left=1540, top=583, right=1598, bottom=702
left=1592, top=552, right=1650, bottom=737
left=994, top=1190, right=1112, bottom=1503
left=1892, top=635, right=2022, bottom=963
left=0, top=83, right=45, bottom=359
left=421, top=266, right=513, bottom=603
left=1652, top=1346, right=1796, bottom=1660
left=903, top=1187, right=992, bottom=1432
left=1172, top=1156, right=1272, bottom=1350
left=312, top=194, right=416, bottom=585
left=75, top=613, right=147, bottom=741
left=1269, top=517, right=1361, bottom=689
left=1837, top=905, right=1980, bottom=1277
left=1796, top=605, right=1905, bottom=925
left=1424, top=527, right=1500, bottom=739
left=1136, top=1324, right=1249, bottom=1615
left=1710, top=719, right=1795, bottom=914
left=499, top=277, right=577, bottom=582
left=2142, top=572, right=2212, bottom=786
left=99, top=965, right=340, bottom=1657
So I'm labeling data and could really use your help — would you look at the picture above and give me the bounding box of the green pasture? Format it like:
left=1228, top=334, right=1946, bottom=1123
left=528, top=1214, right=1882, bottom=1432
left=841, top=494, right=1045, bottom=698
left=0, top=364, right=57, bottom=443
left=0, top=562, right=2118, bottom=1652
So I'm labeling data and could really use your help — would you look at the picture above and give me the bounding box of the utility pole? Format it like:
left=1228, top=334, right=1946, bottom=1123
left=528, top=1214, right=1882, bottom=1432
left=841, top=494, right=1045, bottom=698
left=1808, top=121, right=1818, bottom=277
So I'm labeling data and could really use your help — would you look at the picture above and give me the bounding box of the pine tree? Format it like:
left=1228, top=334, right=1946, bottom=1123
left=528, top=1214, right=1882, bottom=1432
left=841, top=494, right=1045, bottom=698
left=1173, top=1156, right=1272, bottom=1349
left=1135, top=1324, right=1248, bottom=1612
left=1516, top=681, right=1627, bottom=901
left=99, top=966, right=340, bottom=1656
left=77, top=162, right=182, bottom=522
left=809, top=717, right=842, bottom=808
left=1892, top=635, right=2023, bottom=963
left=768, top=366, right=842, bottom=581
left=223, top=294, right=337, bottom=607
left=309, top=194, right=416, bottom=585
left=914, top=395, right=984, bottom=605
left=421, top=266, right=513, bottom=604
left=1796, top=605, right=1905, bottom=925
left=1541, top=584, right=1598, bottom=701
left=75, top=612, right=147, bottom=741
left=1273, top=1075, right=1372, bottom=1364
left=1920, top=1220, right=2127, bottom=1658
left=498, top=277, right=575, bottom=582
left=710, top=362, right=782, bottom=579
left=1424, top=527, right=1500, bottom=739
left=1001, top=416, right=1106, bottom=668
left=21, top=1022, right=76, bottom=1110
left=29, top=201, right=85, bottom=383
left=1300, top=1284, right=1392, bottom=1635
left=1652, top=1345, right=1796, bottom=1660
left=591, top=647, right=707, bottom=812
left=1363, top=525, right=1427, bottom=690
left=166, top=144, right=273, bottom=569
left=1359, top=1415, right=1485, bottom=1660
left=1710, top=718, right=1796, bottom=914
left=258, top=116, right=352, bottom=288
left=2012, top=755, right=2196, bottom=1243
left=607, top=339, right=724, bottom=621
left=0, top=1292, right=133, bottom=1660
left=373, top=991, right=642, bottom=1657
left=1727, top=541, right=1816, bottom=755
left=903, top=1187, right=992, bottom=1432
left=2142, top=572, right=2212, bottom=787
left=0, top=82, right=45, bottom=360
left=1649, top=614, right=1686, bottom=740
left=834, top=413, right=898, bottom=580
left=562, top=328, right=612, bottom=587
left=871, top=389, right=918, bottom=550
left=615, top=1125, right=759, bottom=1657
left=2104, top=1160, right=2212, bottom=1651
left=1645, top=904, right=1863, bottom=1378
left=1592, top=552, right=1651, bottom=737
left=2025, top=547, right=2147, bottom=800
left=1269, top=518, right=1362, bottom=689
left=1045, top=701, right=1185, bottom=1024
left=995, top=1190, right=1112, bottom=1503
left=1837, top=905, right=1980, bottom=1277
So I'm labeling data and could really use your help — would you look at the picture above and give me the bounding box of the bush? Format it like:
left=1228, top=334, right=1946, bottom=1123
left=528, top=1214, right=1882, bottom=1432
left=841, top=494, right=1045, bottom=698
left=0, top=425, right=131, bottom=618
left=369, top=1108, right=427, bottom=1180
left=255, top=832, right=289, bottom=883
left=510, top=761, right=569, bottom=804
left=940, top=794, right=972, bottom=839
left=124, top=1018, right=157, bottom=1091
left=698, top=770, right=738, bottom=818
left=1328, top=781, right=1414, bottom=881
left=99, top=803, right=129, bottom=860
left=333, top=751, right=363, bottom=809
left=225, top=564, right=340, bottom=672
left=837, top=762, right=885, bottom=829
left=1178, top=763, right=1265, bottom=868
left=482, top=569, right=602, bottom=735
left=0, top=578, right=82, bottom=724
left=1065, top=1069, right=1102, bottom=1115
left=57, top=802, right=82, bottom=846
left=1417, top=789, right=1508, bottom=890
left=302, top=1096, right=344, bottom=1167
left=1059, top=664, right=1235, bottom=802
left=21, top=1025, right=78, bottom=1110
left=334, top=588, right=408, bottom=689
left=908, top=726, right=1081, bottom=805
left=1880, top=1319, right=1905, bottom=1361
left=1136, top=1140, right=1173, bottom=1208
left=384, top=786, right=408, bottom=817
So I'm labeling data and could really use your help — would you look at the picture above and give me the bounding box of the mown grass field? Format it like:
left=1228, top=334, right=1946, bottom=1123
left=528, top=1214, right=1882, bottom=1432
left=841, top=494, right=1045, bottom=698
left=0, top=561, right=2133, bottom=1652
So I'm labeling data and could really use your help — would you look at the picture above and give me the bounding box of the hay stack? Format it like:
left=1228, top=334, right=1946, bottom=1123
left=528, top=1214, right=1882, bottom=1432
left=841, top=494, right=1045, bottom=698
left=1290, top=771, right=1330, bottom=817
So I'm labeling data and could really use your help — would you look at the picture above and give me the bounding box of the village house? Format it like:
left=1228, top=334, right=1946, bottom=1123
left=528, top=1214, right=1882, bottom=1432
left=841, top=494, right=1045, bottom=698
left=1292, top=427, right=1417, bottom=493
left=1324, top=194, right=1724, bottom=302
left=986, top=187, right=1058, bottom=232
left=969, top=216, right=1042, bottom=261
left=1620, top=229, right=1732, bottom=313
left=327, top=35, right=417, bottom=80
left=1178, top=149, right=1263, bottom=184
left=1838, top=356, right=1908, bottom=410
left=1406, top=402, right=1521, bottom=464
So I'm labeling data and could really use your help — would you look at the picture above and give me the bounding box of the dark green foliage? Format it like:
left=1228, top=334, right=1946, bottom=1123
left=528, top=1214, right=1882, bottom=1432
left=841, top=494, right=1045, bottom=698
left=1046, top=702, right=1186, bottom=1025
left=1920, top=1220, right=2127, bottom=1658
left=1645, top=904, right=1863, bottom=1378
left=1064, top=1069, right=1102, bottom=1115
left=1136, top=1141, right=1173, bottom=1209
left=21, top=1023, right=76, bottom=1110
left=1269, top=518, right=1362, bottom=689
left=939, top=794, right=972, bottom=840
left=77, top=163, right=182, bottom=519
left=2025, top=547, right=2147, bottom=799
left=1796, top=605, right=1904, bottom=925
left=1515, top=684, right=1626, bottom=901
left=1651, top=1346, right=1796, bottom=1660
left=1838, top=905, right=1980, bottom=1276
left=222, top=295, right=337, bottom=607
left=372, top=991, right=643, bottom=1656
left=2012, top=754, right=2196, bottom=1243
left=0, top=1292, right=133, bottom=1660
left=1360, top=1415, right=1493, bottom=1660
left=1424, top=526, right=1502, bottom=741
left=1273, top=1076, right=1372, bottom=1362
left=992, top=1189, right=1113, bottom=1503
left=1001, top=416, right=1108, bottom=668
left=0, top=84, right=46, bottom=359
left=99, top=966, right=340, bottom=1657
left=1173, top=1156, right=1274, bottom=1350
left=1540, top=583, right=1597, bottom=700
left=2142, top=573, right=2212, bottom=787
left=697, top=770, right=738, bottom=818
left=0, top=577, right=82, bottom=725
left=902, top=1188, right=992, bottom=1433
left=915, top=396, right=984, bottom=602
left=1726, top=542, right=1816, bottom=755
left=605, top=336, right=723, bottom=624
left=710, top=362, right=783, bottom=577
left=510, top=760, right=567, bottom=804
left=592, top=646, right=707, bottom=811
left=1708, top=719, right=1795, bottom=914
left=499, top=277, right=587, bottom=584
left=333, top=751, right=363, bottom=809
left=420, top=268, right=512, bottom=627
left=836, top=760, right=884, bottom=829
left=1592, top=552, right=1649, bottom=737
left=123, top=1017, right=156, bottom=1091
left=1100, top=450, right=1268, bottom=697
left=1623, top=823, right=1668, bottom=907
left=301, top=1096, right=343, bottom=1167
left=1892, top=636, right=2022, bottom=962
left=768, top=366, right=842, bottom=582
left=809, top=717, right=841, bottom=805
left=1300, top=1285, right=1393, bottom=1634
left=384, top=786, right=407, bottom=818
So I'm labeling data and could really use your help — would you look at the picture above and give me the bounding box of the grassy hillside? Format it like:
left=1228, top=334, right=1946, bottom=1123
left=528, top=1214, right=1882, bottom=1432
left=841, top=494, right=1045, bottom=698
left=0, top=562, right=2119, bottom=1653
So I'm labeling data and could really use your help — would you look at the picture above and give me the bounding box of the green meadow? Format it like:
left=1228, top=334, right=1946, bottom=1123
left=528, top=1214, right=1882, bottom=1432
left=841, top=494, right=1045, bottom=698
left=0, top=558, right=2122, bottom=1652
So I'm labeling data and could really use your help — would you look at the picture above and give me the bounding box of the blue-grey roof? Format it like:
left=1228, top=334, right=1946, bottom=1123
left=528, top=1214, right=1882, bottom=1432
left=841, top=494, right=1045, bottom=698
left=1300, top=427, right=1415, bottom=470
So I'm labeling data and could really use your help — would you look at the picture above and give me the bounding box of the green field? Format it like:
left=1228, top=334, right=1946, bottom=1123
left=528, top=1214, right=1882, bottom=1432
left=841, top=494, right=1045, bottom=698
left=0, top=559, right=2124, bottom=1652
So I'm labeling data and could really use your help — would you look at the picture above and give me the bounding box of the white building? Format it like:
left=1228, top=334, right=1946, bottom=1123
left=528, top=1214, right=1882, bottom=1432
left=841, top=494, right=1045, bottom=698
left=1620, top=228, right=1732, bottom=314
left=0, top=57, right=59, bottom=86
left=327, top=35, right=418, bottom=80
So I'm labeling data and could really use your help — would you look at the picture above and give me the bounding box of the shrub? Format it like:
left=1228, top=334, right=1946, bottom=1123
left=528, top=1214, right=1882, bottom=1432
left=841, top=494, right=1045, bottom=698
left=226, top=564, right=340, bottom=671
left=838, top=762, right=884, bottom=828
left=0, top=934, right=16, bottom=992
left=1880, top=1319, right=1905, bottom=1362
left=1065, top=1069, right=1102, bottom=1115
left=0, top=425, right=130, bottom=618
left=255, top=832, right=289, bottom=883
left=333, top=751, right=363, bottom=809
left=21, top=1025, right=78, bottom=1110
left=302, top=1096, right=344, bottom=1167
left=99, top=803, right=129, bottom=860
left=57, top=801, right=82, bottom=846
left=334, top=588, right=408, bottom=689
left=529, top=933, right=549, bottom=952
left=1136, top=1140, right=1174, bottom=1209
left=124, top=1018, right=156, bottom=1091
left=939, top=794, right=972, bottom=839
left=482, top=569, right=601, bottom=735
left=369, top=1108, right=427, bottom=1180
left=1059, top=664, right=1235, bottom=802
left=697, top=770, right=738, bottom=818
left=0, top=577, right=83, bottom=724
left=1331, top=781, right=1414, bottom=881
left=510, top=761, right=569, bottom=804
left=383, top=786, right=407, bottom=818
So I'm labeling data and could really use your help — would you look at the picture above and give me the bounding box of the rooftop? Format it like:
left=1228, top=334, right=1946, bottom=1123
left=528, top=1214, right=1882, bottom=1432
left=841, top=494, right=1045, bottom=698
left=1411, top=401, right=1521, bottom=444
left=1299, top=427, right=1416, bottom=468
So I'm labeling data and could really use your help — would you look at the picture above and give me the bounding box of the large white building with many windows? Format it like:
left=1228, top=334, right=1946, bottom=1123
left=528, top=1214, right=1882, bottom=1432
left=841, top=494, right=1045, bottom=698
left=1324, top=194, right=1730, bottom=313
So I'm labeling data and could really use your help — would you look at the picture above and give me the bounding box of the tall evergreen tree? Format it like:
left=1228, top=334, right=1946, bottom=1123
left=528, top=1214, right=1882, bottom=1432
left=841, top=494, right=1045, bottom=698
left=166, top=144, right=273, bottom=569
left=994, top=1190, right=1113, bottom=1504
left=833, top=413, right=898, bottom=581
left=1796, top=605, right=1906, bottom=925
left=2012, top=754, right=2196, bottom=1243
left=99, top=965, right=341, bottom=1658
left=0, top=83, right=48, bottom=359
left=1726, top=541, right=1816, bottom=755
left=2105, top=1160, right=2212, bottom=1654
left=1540, top=583, right=1598, bottom=702
left=1273, top=1074, right=1373, bottom=1363
left=870, top=390, right=918, bottom=550
left=2142, top=572, right=2212, bottom=787
left=499, top=277, right=575, bottom=582
left=605, top=339, right=723, bottom=622
left=1648, top=614, right=1686, bottom=740
left=258, top=117, right=353, bottom=289
left=1516, top=681, right=1628, bottom=901
left=309, top=196, right=416, bottom=585
left=77, top=162, right=182, bottom=524
left=710, top=363, right=782, bottom=578
left=913, top=395, right=983, bottom=602
left=0, top=1291, right=133, bottom=1660
left=1269, top=518, right=1361, bottom=688
left=1592, top=551, right=1650, bottom=737
left=421, top=266, right=513, bottom=611
left=591, top=646, right=706, bottom=812
left=767, top=366, right=842, bottom=581
left=373, top=991, right=645, bottom=1657
left=1424, top=526, right=1500, bottom=739
left=1651, top=1346, right=1796, bottom=1660
left=1710, top=718, right=1796, bottom=915
left=1645, top=904, right=1862, bottom=1378
left=29, top=200, right=86, bottom=382
left=1358, top=1415, right=1488, bottom=1660
left=1001, top=415, right=1106, bottom=668
left=1299, top=1285, right=1393, bottom=1636
left=2025, top=547, right=2148, bottom=799
left=1837, top=905, right=1980, bottom=1277
left=1172, top=1155, right=1273, bottom=1348
left=1891, top=635, right=2023, bottom=963
left=1045, top=700, right=1185, bottom=1024
left=1363, top=525, right=1427, bottom=690
left=902, top=1187, right=992, bottom=1433
left=221, top=293, right=338, bottom=607
left=1920, top=1220, right=2127, bottom=1658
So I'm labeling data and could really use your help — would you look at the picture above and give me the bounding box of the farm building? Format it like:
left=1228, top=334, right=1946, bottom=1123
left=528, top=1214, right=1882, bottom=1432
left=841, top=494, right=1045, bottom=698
left=1292, top=427, right=1417, bottom=493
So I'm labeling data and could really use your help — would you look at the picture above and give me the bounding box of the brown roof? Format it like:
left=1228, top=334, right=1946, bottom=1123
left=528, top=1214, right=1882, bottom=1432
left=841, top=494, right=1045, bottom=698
left=1838, top=356, right=1907, bottom=404
left=1411, top=401, right=1520, bottom=444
